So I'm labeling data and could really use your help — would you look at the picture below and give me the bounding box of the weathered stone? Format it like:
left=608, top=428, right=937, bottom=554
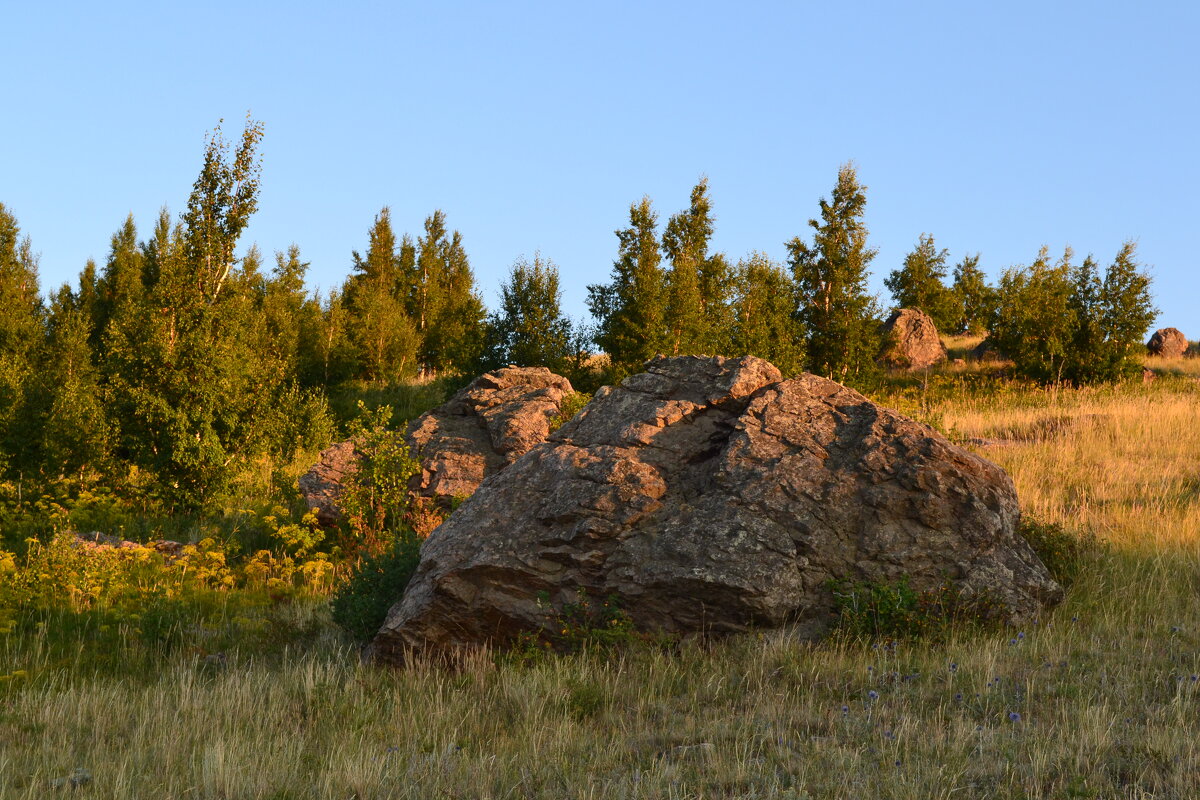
left=405, top=366, right=575, bottom=501
left=878, top=309, right=947, bottom=370
left=298, top=367, right=577, bottom=527
left=1147, top=327, right=1188, bottom=358
left=298, top=440, right=359, bottom=528
left=371, top=355, right=1060, bottom=664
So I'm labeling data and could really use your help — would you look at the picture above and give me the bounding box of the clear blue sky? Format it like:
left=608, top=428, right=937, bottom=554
left=4, top=1, right=1197, bottom=336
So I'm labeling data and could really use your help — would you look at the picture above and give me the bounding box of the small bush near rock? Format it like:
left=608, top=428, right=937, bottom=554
left=1019, top=516, right=1099, bottom=589
left=549, top=391, right=592, bottom=433
left=337, top=403, right=420, bottom=556
left=829, top=577, right=1005, bottom=642
left=330, top=531, right=422, bottom=643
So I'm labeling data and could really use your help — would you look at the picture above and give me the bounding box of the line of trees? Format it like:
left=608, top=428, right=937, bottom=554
left=885, top=234, right=1157, bottom=383
left=0, top=119, right=1160, bottom=505
left=586, top=167, right=882, bottom=381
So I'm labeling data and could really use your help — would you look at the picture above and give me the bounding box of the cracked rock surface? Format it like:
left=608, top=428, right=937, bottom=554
left=371, top=355, right=1061, bottom=664
left=405, top=366, right=575, bottom=501
left=299, top=367, right=575, bottom=526
left=879, top=308, right=947, bottom=370
left=298, top=440, right=359, bottom=528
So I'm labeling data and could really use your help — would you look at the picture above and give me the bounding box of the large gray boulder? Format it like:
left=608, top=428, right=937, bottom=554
left=371, top=355, right=1061, bottom=664
left=878, top=308, right=947, bottom=370
left=1147, top=327, right=1188, bottom=358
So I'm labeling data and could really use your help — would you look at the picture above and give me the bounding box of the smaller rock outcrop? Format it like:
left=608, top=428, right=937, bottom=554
left=1147, top=328, right=1188, bottom=358
left=878, top=308, right=947, bottom=370
left=406, top=367, right=575, bottom=502
left=299, top=367, right=577, bottom=527
left=298, top=440, right=359, bottom=528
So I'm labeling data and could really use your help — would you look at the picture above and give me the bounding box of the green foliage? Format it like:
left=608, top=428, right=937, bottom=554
left=730, top=252, right=806, bottom=375
left=829, top=576, right=1004, bottom=642
left=329, top=531, right=422, bottom=642
left=588, top=197, right=667, bottom=379
left=326, top=378, right=450, bottom=432
left=0, top=203, right=43, bottom=474
left=950, top=253, right=995, bottom=335
left=98, top=119, right=273, bottom=507
left=480, top=253, right=575, bottom=372
left=662, top=179, right=732, bottom=356
left=1019, top=516, right=1099, bottom=589
left=551, top=590, right=639, bottom=651
left=180, top=116, right=265, bottom=304
left=25, top=287, right=112, bottom=479
left=415, top=211, right=487, bottom=374
left=509, top=589, right=644, bottom=663
left=258, top=243, right=313, bottom=385
left=549, top=391, right=592, bottom=432
left=337, top=403, right=420, bottom=553
left=788, top=163, right=883, bottom=383
left=990, top=243, right=1156, bottom=385
left=989, top=247, right=1077, bottom=383
left=343, top=208, right=421, bottom=382
left=91, top=214, right=144, bottom=349
left=885, top=233, right=962, bottom=333
left=1066, top=242, right=1157, bottom=384
left=0, top=202, right=43, bottom=359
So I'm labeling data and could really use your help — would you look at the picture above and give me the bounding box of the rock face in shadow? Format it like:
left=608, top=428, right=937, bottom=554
left=1147, top=327, right=1188, bottom=358
left=298, top=367, right=575, bottom=527
left=298, top=440, right=359, bottom=528
left=878, top=309, right=947, bottom=370
left=969, top=337, right=1005, bottom=363
left=405, top=367, right=575, bottom=502
left=371, top=355, right=1061, bottom=664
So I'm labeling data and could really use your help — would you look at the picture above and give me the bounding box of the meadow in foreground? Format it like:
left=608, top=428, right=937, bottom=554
left=1, top=366, right=1199, bottom=799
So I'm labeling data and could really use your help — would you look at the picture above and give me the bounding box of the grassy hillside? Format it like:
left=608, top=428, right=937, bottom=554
left=2, top=362, right=1199, bottom=798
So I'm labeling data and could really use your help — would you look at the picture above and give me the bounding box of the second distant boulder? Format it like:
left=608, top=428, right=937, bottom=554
left=1147, top=327, right=1188, bottom=358
left=878, top=308, right=947, bottom=370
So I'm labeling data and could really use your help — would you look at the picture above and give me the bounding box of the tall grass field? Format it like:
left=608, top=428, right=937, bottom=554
left=2, top=360, right=1199, bottom=798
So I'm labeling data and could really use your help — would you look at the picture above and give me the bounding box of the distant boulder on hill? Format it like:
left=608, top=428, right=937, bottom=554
left=371, top=355, right=1062, bottom=665
left=878, top=308, right=947, bottom=370
left=1147, top=327, right=1188, bottom=358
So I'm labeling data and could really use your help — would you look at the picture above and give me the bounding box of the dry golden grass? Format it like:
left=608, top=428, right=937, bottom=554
left=1144, top=352, right=1200, bottom=378
left=3, top=376, right=1200, bottom=798
left=945, top=383, right=1200, bottom=551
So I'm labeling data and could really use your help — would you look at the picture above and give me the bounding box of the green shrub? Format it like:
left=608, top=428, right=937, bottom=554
left=337, top=403, right=421, bottom=555
left=329, top=531, right=422, bottom=643
left=549, top=392, right=592, bottom=432
left=1019, top=515, right=1098, bottom=588
left=829, top=576, right=1003, bottom=642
